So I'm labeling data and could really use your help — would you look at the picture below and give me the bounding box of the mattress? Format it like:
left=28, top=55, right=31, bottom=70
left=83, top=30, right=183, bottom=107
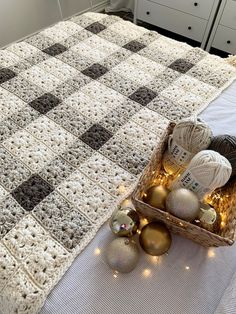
left=0, top=11, right=236, bottom=314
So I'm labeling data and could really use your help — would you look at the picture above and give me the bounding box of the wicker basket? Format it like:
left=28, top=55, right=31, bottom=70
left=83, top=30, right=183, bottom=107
left=132, top=123, right=236, bottom=247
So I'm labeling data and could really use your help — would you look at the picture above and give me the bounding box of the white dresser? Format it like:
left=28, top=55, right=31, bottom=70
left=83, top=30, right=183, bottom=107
left=134, top=0, right=220, bottom=48
left=207, top=0, right=236, bottom=54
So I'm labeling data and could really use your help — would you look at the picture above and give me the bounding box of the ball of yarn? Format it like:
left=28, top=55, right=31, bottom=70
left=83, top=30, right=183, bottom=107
left=209, top=135, right=236, bottom=177
left=171, top=150, right=232, bottom=199
left=163, top=118, right=212, bottom=175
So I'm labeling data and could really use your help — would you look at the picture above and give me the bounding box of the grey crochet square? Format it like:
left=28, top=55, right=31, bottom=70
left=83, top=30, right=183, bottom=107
left=81, top=63, right=108, bottom=79
left=26, top=52, right=49, bottom=65
left=51, top=209, right=92, bottom=250
left=11, top=175, right=54, bottom=211
left=9, top=60, right=32, bottom=74
left=47, top=103, right=93, bottom=137
left=33, top=192, right=92, bottom=250
left=168, top=59, right=194, bottom=74
left=60, top=140, right=94, bottom=167
left=129, top=87, right=157, bottom=105
left=100, top=109, right=130, bottom=133
left=85, top=22, right=106, bottom=34
left=99, top=71, right=140, bottom=96
left=26, top=33, right=55, bottom=50
left=0, top=195, right=25, bottom=239
left=99, top=137, right=149, bottom=176
left=57, top=50, right=94, bottom=71
left=148, top=95, right=192, bottom=121
left=10, top=105, right=41, bottom=128
left=39, top=156, right=75, bottom=188
left=43, top=43, right=68, bottom=56
left=0, top=68, right=16, bottom=84
left=0, top=119, right=21, bottom=142
left=29, top=93, right=61, bottom=114
left=80, top=124, right=113, bottom=150
left=2, top=76, right=44, bottom=102
left=51, top=83, right=76, bottom=101
left=123, top=40, right=146, bottom=52
left=0, top=147, right=32, bottom=191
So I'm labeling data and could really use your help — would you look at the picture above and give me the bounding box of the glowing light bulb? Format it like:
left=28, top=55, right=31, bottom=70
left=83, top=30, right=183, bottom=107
left=185, top=266, right=190, bottom=270
left=142, top=268, right=151, bottom=278
left=149, top=256, right=160, bottom=265
left=113, top=270, right=119, bottom=278
left=208, top=249, right=215, bottom=258
left=94, top=248, right=101, bottom=256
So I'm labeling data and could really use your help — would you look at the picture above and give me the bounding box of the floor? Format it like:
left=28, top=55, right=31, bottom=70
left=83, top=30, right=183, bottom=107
left=105, top=10, right=228, bottom=58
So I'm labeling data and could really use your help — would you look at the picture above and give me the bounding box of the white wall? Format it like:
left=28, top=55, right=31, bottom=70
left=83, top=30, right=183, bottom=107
left=0, top=0, right=108, bottom=48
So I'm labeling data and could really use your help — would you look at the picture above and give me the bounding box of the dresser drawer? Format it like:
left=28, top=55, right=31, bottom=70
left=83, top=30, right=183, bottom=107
left=137, top=0, right=207, bottom=42
left=212, top=25, right=236, bottom=54
left=219, top=0, right=236, bottom=30
left=149, top=0, right=215, bottom=20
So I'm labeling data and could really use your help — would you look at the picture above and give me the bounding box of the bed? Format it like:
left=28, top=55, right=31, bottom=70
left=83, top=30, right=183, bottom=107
left=0, top=12, right=236, bottom=314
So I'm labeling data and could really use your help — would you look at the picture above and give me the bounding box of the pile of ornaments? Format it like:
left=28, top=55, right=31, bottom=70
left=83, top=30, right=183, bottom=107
left=106, top=198, right=171, bottom=273
left=144, top=117, right=235, bottom=231
left=105, top=118, right=236, bottom=273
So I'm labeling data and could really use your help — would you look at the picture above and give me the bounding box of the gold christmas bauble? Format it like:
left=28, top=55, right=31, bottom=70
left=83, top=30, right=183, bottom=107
left=110, top=205, right=140, bottom=237
left=106, top=238, right=139, bottom=273
left=120, top=198, right=134, bottom=209
left=139, top=222, right=172, bottom=256
left=143, top=185, right=170, bottom=210
left=166, top=188, right=200, bottom=222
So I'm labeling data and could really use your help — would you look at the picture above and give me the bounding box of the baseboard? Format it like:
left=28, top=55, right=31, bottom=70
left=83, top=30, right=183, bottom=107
left=92, top=1, right=109, bottom=13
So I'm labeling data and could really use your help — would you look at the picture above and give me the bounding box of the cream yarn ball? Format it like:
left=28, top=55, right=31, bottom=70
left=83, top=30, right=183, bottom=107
left=171, top=150, right=232, bottom=199
left=163, top=118, right=212, bottom=174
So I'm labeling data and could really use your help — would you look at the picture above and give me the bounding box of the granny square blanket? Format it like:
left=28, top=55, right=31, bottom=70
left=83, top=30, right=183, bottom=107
left=0, top=12, right=236, bottom=314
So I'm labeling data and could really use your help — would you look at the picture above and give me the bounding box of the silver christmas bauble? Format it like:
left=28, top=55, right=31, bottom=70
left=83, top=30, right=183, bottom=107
left=106, top=238, right=139, bottom=273
left=198, top=203, right=217, bottom=224
left=166, top=188, right=200, bottom=222
left=110, top=205, right=140, bottom=237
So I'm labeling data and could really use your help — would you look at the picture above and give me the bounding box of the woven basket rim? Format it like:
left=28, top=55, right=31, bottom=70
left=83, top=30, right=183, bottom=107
left=132, top=195, right=235, bottom=245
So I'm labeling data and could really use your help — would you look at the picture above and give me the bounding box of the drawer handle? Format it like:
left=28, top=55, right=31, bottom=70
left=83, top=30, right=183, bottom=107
left=188, top=26, right=192, bottom=30
left=227, top=40, right=231, bottom=44
left=194, top=2, right=198, bottom=6
left=146, top=11, right=150, bottom=15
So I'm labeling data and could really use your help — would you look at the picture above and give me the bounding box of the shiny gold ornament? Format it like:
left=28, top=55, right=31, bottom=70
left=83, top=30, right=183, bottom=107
left=166, top=188, right=199, bottom=222
left=143, top=185, right=170, bottom=210
left=106, top=237, right=139, bottom=273
left=120, top=198, right=134, bottom=209
left=139, top=222, right=172, bottom=256
left=110, top=205, right=140, bottom=237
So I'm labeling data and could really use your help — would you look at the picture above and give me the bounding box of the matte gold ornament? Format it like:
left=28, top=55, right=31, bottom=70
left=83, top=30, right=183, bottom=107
left=106, top=237, right=139, bottom=273
left=139, top=222, right=172, bottom=256
left=110, top=205, right=140, bottom=237
left=143, top=185, right=170, bottom=210
left=166, top=188, right=200, bottom=222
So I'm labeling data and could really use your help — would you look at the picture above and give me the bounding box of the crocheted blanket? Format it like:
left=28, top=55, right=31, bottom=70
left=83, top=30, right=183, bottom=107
left=0, top=12, right=235, bottom=314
